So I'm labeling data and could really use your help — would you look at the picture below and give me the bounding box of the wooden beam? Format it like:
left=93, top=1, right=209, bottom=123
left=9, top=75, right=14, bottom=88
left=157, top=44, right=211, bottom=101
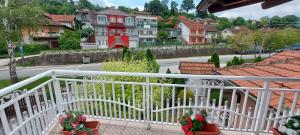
left=261, top=0, right=292, bottom=9
left=208, top=0, right=263, bottom=13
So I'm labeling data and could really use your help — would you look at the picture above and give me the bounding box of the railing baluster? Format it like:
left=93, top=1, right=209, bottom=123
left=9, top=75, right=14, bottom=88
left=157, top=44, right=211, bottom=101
left=227, top=89, right=236, bottom=129
left=25, top=96, right=38, bottom=135
left=273, top=91, right=285, bottom=128
left=122, top=84, right=127, bottom=120
left=160, top=86, right=164, bottom=124
left=13, top=100, right=26, bottom=134
left=171, top=86, right=175, bottom=125
left=132, top=84, right=136, bottom=121
left=90, top=96, right=94, bottom=117
left=10, top=118, right=20, bottom=135
left=128, top=98, right=131, bottom=121
left=194, top=87, right=199, bottom=114
left=206, top=88, right=211, bottom=113
left=101, top=81, right=108, bottom=118
left=42, top=87, right=50, bottom=128
left=23, top=111, right=32, bottom=135
left=65, top=81, right=72, bottom=110
left=239, top=89, right=249, bottom=130
left=118, top=98, right=122, bottom=120
left=166, top=99, right=170, bottom=124
left=211, top=99, right=216, bottom=123
left=33, top=106, right=42, bottom=135
left=108, top=93, right=112, bottom=119
left=216, top=88, right=224, bottom=125
left=112, top=83, right=117, bottom=119
left=99, top=95, right=103, bottom=118
left=289, top=92, right=299, bottom=115
left=183, top=87, right=187, bottom=113
left=233, top=103, right=240, bottom=130
left=92, top=82, right=98, bottom=118
left=156, top=105, right=159, bottom=123
left=0, top=110, right=11, bottom=134
left=47, top=82, right=55, bottom=107
left=222, top=101, right=228, bottom=129
left=151, top=85, right=154, bottom=123
left=83, top=81, right=90, bottom=116
left=71, top=83, right=77, bottom=111
left=251, top=90, right=262, bottom=130
left=74, top=81, right=80, bottom=111
left=138, top=104, right=141, bottom=122
left=177, top=98, right=181, bottom=125
left=266, top=109, right=274, bottom=132
left=245, top=107, right=252, bottom=131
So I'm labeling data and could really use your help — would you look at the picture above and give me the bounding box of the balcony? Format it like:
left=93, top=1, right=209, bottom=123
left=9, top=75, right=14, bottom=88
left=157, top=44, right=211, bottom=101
left=0, top=70, right=299, bottom=135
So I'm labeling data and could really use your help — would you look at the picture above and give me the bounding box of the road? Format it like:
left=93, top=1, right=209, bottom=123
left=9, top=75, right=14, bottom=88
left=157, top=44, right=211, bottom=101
left=0, top=53, right=272, bottom=80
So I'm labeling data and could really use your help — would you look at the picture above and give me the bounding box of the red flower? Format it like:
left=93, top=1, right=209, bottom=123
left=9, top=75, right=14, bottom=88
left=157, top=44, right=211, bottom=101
left=186, top=131, right=193, bottom=135
left=195, top=114, right=204, bottom=122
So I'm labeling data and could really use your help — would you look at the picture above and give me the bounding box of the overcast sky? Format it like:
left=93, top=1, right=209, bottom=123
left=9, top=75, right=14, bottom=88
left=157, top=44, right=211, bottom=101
left=90, top=0, right=300, bottom=20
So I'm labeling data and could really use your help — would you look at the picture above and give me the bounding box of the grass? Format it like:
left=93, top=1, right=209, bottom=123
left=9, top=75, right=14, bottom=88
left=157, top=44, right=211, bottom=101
left=0, top=77, right=51, bottom=90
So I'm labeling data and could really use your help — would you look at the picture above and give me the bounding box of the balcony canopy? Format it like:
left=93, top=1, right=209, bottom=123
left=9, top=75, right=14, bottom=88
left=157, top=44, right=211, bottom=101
left=197, top=0, right=293, bottom=13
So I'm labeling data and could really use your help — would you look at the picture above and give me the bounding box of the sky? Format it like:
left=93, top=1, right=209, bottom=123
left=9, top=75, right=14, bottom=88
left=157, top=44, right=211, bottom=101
left=90, top=0, right=300, bottom=20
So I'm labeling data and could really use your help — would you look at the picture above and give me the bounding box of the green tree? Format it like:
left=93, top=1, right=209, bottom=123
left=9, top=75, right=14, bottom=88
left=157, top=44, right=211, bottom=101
left=217, top=17, right=233, bottom=30
left=0, top=0, right=45, bottom=83
left=226, top=56, right=244, bottom=67
left=196, top=10, right=208, bottom=18
left=233, top=17, right=246, bottom=26
left=148, top=0, right=163, bottom=16
left=58, top=30, right=80, bottom=50
left=80, top=28, right=94, bottom=38
left=229, top=31, right=252, bottom=59
left=118, top=6, right=132, bottom=13
left=161, top=0, right=169, bottom=16
left=260, top=16, right=270, bottom=26
left=157, top=31, right=169, bottom=42
left=170, top=0, right=178, bottom=16
left=209, top=53, right=220, bottom=68
left=270, top=16, right=282, bottom=28
left=281, top=15, right=298, bottom=27
left=180, top=0, right=195, bottom=13
left=144, top=2, right=149, bottom=11
left=78, top=0, right=94, bottom=10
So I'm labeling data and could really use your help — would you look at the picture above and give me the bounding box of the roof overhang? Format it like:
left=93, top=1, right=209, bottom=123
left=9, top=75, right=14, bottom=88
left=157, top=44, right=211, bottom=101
left=197, top=0, right=293, bottom=13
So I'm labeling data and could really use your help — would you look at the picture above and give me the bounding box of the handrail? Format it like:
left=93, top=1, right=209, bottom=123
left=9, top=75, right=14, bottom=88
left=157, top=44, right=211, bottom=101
left=0, top=70, right=53, bottom=96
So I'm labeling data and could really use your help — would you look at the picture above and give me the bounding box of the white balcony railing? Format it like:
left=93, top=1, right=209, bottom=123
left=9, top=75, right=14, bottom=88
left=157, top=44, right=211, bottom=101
left=80, top=43, right=108, bottom=50
left=0, top=70, right=299, bottom=135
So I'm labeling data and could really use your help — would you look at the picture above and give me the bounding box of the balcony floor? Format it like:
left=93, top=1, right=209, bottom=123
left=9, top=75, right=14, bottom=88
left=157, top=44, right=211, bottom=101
left=47, top=118, right=270, bottom=135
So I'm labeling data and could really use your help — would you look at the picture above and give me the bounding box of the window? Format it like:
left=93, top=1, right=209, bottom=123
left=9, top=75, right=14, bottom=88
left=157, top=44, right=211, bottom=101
left=117, top=18, right=123, bottom=23
left=126, top=29, right=133, bottom=35
left=117, top=29, right=122, bottom=35
left=110, top=17, right=116, bottom=23
left=149, top=31, right=153, bottom=35
left=98, top=40, right=108, bottom=46
left=125, top=17, right=134, bottom=25
left=110, top=29, right=116, bottom=35
left=97, top=15, right=107, bottom=23
left=81, top=15, right=86, bottom=20
left=97, top=28, right=107, bottom=36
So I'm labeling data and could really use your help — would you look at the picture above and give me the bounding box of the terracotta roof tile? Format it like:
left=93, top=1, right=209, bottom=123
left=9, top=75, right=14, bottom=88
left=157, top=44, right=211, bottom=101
left=96, top=8, right=132, bottom=16
left=47, top=14, right=75, bottom=22
left=217, top=50, right=300, bottom=109
left=179, top=18, right=204, bottom=30
left=179, top=61, right=215, bottom=75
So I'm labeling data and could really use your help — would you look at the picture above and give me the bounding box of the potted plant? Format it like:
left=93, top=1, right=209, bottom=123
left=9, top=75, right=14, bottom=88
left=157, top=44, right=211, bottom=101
left=59, top=111, right=100, bottom=135
left=272, top=115, right=300, bottom=135
left=178, top=110, right=220, bottom=135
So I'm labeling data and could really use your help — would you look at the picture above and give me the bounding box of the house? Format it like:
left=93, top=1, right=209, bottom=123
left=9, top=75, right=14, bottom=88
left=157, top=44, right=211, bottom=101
left=47, top=14, right=75, bottom=28
left=221, top=26, right=250, bottom=39
left=217, top=50, right=300, bottom=112
left=132, top=11, right=158, bottom=46
left=177, top=17, right=205, bottom=45
left=22, top=16, right=72, bottom=48
left=76, top=8, right=159, bottom=49
left=204, top=25, right=218, bottom=44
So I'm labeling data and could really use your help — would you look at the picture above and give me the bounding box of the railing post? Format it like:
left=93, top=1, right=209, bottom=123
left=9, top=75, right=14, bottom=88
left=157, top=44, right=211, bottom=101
left=52, top=72, right=64, bottom=115
left=145, top=77, right=151, bottom=130
left=254, top=81, right=271, bottom=134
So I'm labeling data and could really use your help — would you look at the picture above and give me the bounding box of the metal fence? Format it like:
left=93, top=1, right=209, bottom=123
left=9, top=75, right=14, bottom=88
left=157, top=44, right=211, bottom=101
left=0, top=70, right=299, bottom=135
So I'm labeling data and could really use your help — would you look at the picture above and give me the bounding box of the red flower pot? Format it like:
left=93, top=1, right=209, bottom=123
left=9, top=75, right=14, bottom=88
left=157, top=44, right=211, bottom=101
left=61, top=121, right=100, bottom=135
left=271, top=128, right=282, bottom=135
left=194, top=124, right=220, bottom=135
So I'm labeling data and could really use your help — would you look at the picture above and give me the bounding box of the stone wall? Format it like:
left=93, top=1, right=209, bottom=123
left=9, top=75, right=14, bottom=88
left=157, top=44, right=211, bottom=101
left=17, top=47, right=235, bottom=66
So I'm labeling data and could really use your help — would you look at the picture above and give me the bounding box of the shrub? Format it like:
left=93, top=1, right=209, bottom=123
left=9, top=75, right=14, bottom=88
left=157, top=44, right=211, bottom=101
left=210, top=53, right=220, bottom=68
left=0, top=43, right=7, bottom=55
left=59, top=30, right=80, bottom=50
left=226, top=56, right=244, bottom=67
left=21, top=44, right=49, bottom=54
left=254, top=56, right=263, bottom=62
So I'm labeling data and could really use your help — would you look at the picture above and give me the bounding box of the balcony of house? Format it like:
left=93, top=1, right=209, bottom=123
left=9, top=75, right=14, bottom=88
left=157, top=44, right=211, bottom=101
left=0, top=70, right=299, bottom=135
left=32, top=32, right=61, bottom=38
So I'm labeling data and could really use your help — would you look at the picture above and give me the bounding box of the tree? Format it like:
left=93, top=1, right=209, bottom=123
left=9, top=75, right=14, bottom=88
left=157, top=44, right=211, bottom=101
left=260, top=16, right=270, bottom=26
left=148, top=0, right=163, bottom=16
left=281, top=15, right=298, bottom=27
left=233, top=17, right=246, bottom=26
left=78, top=0, right=94, bottom=10
left=217, top=17, right=233, bottom=30
left=180, top=0, right=195, bottom=13
left=229, top=31, right=252, bottom=58
left=170, top=1, right=178, bottom=16
left=144, top=2, right=149, bottom=11
left=80, top=28, right=94, bottom=38
left=0, top=0, right=45, bottom=83
left=157, top=31, right=169, bottom=42
left=209, top=53, right=220, bottom=68
left=166, top=68, right=171, bottom=74
left=118, top=6, right=132, bottom=13
left=58, top=30, right=80, bottom=50
left=196, top=10, right=208, bottom=18
left=270, top=16, right=282, bottom=28
left=251, top=30, right=264, bottom=57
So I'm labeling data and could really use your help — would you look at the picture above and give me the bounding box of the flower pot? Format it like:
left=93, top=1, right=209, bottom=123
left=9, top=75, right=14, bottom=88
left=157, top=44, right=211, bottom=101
left=61, top=121, right=100, bottom=135
left=194, top=124, right=220, bottom=135
left=271, top=128, right=282, bottom=135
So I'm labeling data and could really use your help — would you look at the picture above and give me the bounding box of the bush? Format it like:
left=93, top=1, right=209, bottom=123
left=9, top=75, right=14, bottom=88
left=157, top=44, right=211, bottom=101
left=21, top=44, right=49, bottom=54
left=59, top=30, right=80, bottom=50
left=210, top=53, right=220, bottom=68
left=254, top=56, right=263, bottom=62
left=178, top=89, right=195, bottom=105
left=0, top=43, right=7, bottom=55
left=226, top=56, right=244, bottom=67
